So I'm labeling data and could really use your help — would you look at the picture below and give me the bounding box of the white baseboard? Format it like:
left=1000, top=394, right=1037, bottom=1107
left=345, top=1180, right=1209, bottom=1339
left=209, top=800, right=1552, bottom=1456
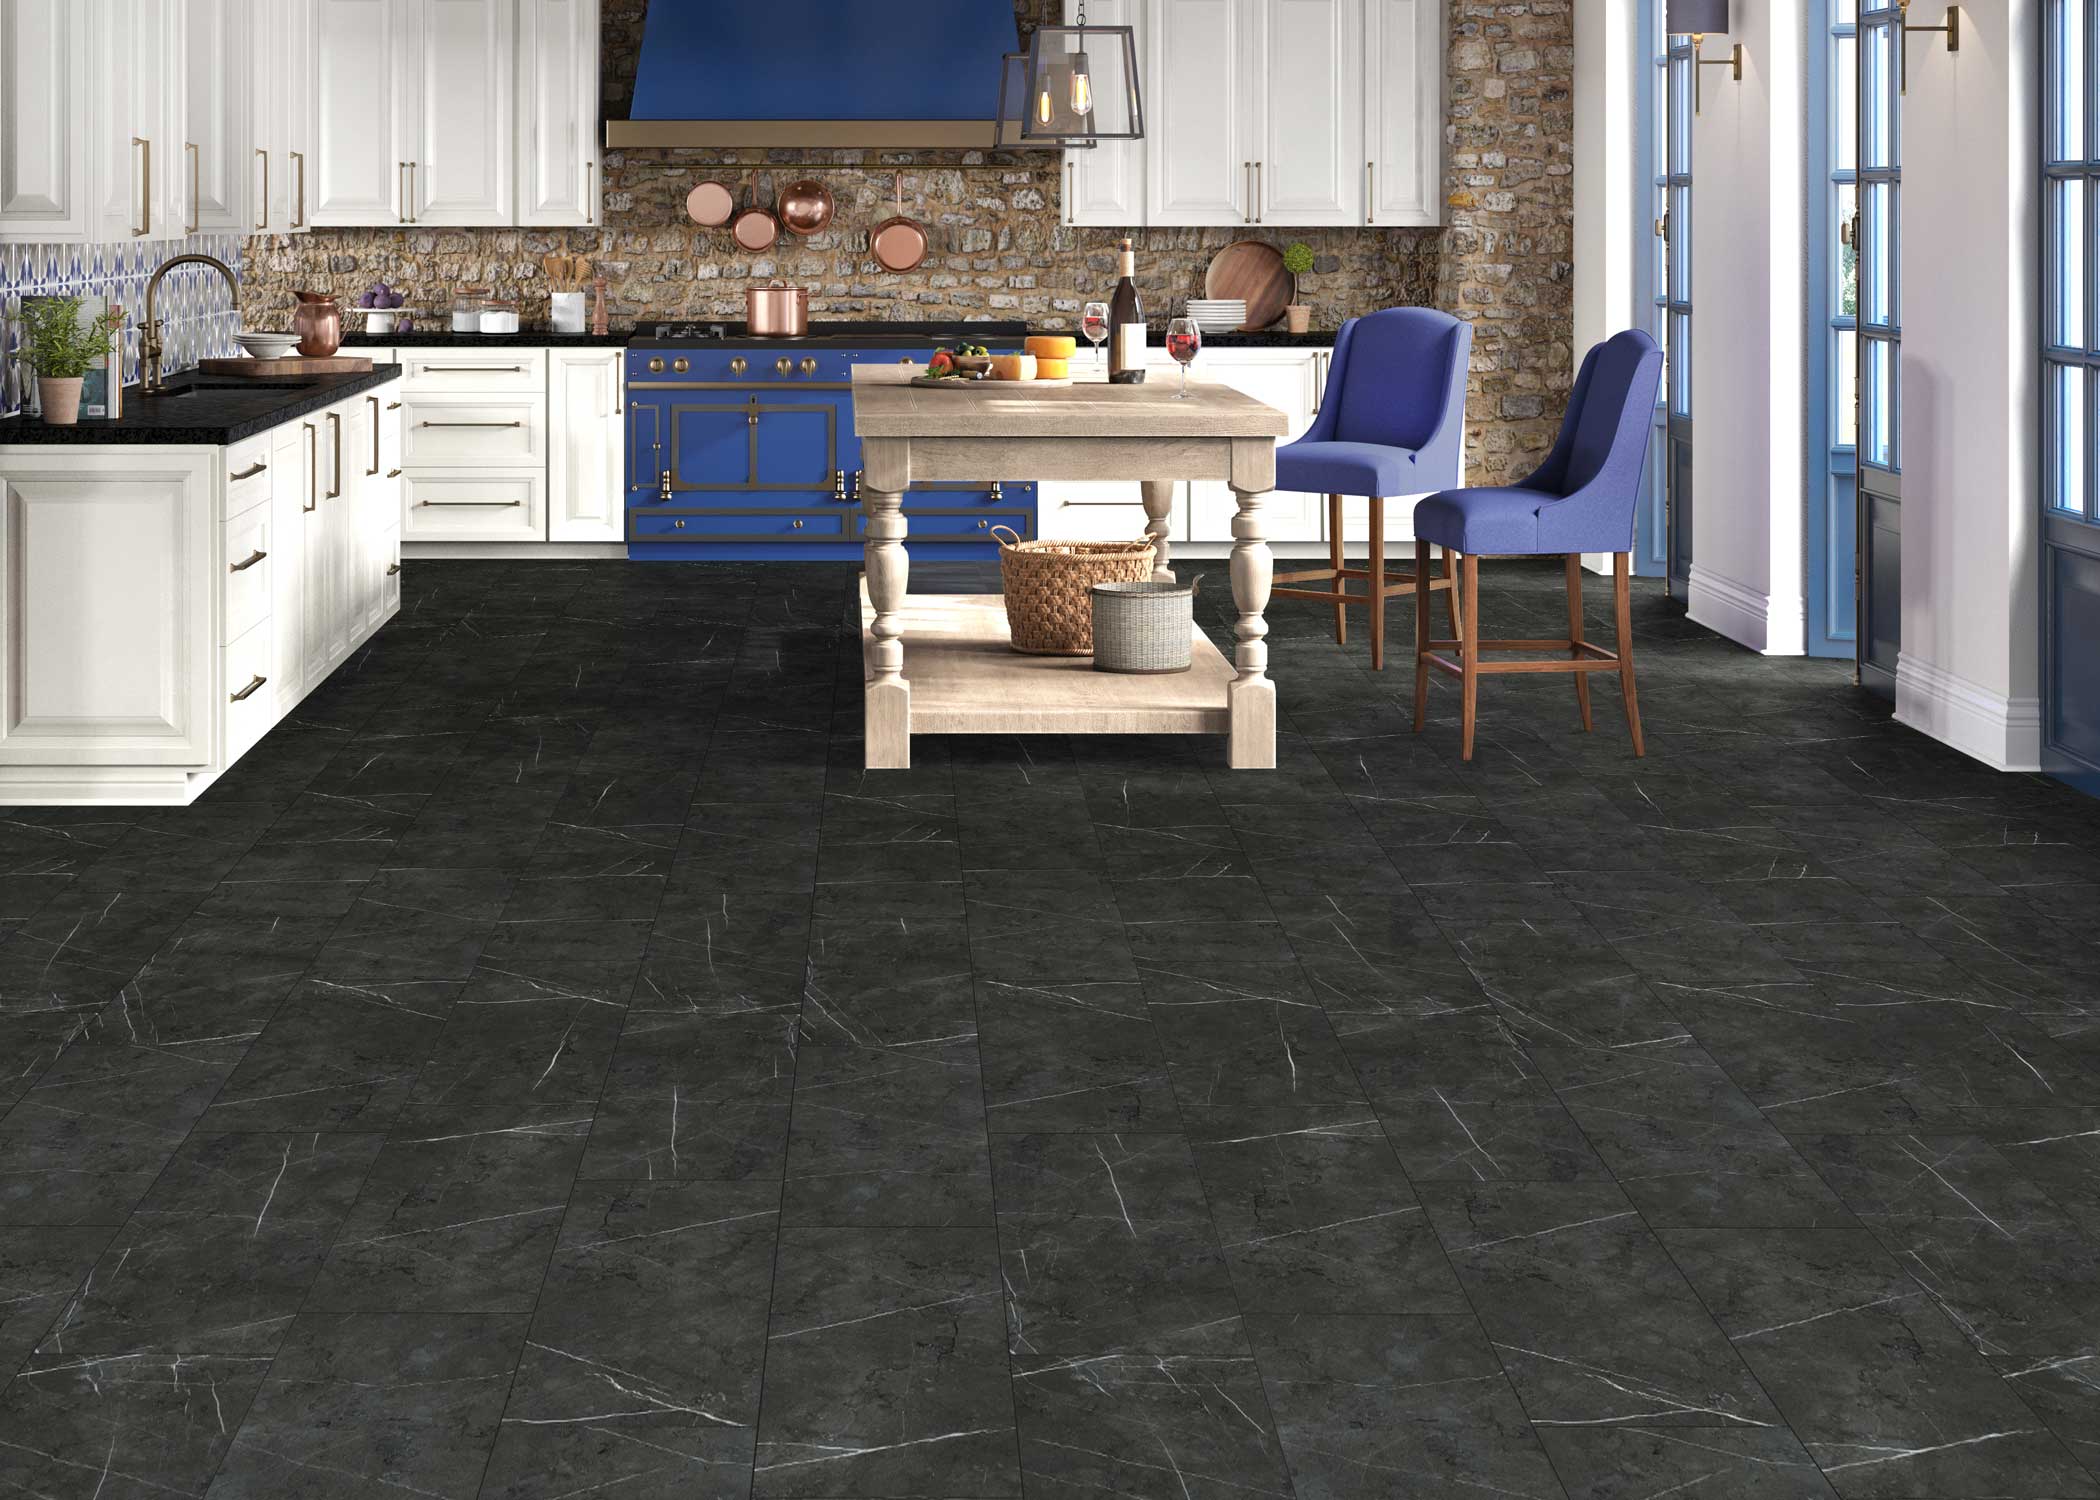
left=1894, top=654, right=2042, bottom=772
left=1686, top=565, right=1806, bottom=655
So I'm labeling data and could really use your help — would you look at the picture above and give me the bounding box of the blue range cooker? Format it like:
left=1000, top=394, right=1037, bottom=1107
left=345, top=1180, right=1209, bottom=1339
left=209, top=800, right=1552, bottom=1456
left=624, top=320, right=1038, bottom=559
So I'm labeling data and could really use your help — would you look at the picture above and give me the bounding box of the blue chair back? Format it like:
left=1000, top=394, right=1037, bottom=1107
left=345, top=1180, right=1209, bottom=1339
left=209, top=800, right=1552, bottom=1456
left=1327, top=308, right=1473, bottom=452
left=1534, top=329, right=1663, bottom=500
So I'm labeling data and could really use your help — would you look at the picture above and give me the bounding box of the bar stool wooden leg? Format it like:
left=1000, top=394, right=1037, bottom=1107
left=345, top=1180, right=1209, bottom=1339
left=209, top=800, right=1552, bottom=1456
left=1413, top=536, right=1433, bottom=731
left=1565, top=552, right=1594, bottom=732
left=1614, top=551, right=1646, bottom=757
left=1368, top=496, right=1386, bottom=672
left=1460, top=553, right=1480, bottom=761
left=1327, top=493, right=1346, bottom=645
left=1441, top=543, right=1461, bottom=642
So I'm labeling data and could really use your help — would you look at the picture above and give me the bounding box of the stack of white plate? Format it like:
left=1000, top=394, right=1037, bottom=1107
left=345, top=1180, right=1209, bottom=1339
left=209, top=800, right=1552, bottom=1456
left=1184, top=299, right=1247, bottom=332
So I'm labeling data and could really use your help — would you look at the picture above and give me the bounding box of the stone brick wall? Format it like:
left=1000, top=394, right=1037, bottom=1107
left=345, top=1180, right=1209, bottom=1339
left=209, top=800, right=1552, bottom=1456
left=240, top=0, right=1571, bottom=485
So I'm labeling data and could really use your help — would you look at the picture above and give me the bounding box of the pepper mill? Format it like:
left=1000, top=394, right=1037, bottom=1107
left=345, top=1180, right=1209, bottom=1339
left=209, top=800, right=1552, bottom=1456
left=590, top=277, right=608, bottom=337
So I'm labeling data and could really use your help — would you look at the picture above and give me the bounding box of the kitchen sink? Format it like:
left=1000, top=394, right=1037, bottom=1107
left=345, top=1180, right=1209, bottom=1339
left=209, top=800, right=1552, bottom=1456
left=143, top=379, right=317, bottom=399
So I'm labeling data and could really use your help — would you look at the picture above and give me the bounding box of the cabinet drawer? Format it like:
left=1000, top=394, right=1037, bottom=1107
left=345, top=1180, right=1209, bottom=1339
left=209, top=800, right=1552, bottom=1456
left=223, top=617, right=278, bottom=763
left=404, top=472, right=545, bottom=541
left=381, top=532, right=401, bottom=615
left=222, top=507, right=272, bottom=644
left=399, top=348, right=547, bottom=392
left=857, top=508, right=1034, bottom=542
left=402, top=397, right=545, bottom=467
left=225, top=436, right=274, bottom=519
left=629, top=510, right=848, bottom=541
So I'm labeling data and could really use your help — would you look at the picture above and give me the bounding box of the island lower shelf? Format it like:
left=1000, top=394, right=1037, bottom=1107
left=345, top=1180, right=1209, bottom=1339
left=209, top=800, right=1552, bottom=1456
left=859, top=583, right=1232, bottom=737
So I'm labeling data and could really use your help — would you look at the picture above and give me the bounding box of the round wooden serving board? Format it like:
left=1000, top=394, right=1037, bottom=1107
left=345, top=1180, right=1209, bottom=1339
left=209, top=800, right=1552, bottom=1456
left=908, top=376, right=1076, bottom=389
left=1203, top=241, right=1294, bottom=332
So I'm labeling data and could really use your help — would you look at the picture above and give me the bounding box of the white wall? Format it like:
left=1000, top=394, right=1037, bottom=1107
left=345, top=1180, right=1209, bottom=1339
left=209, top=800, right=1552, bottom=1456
left=1685, top=0, right=1808, bottom=655
left=1894, top=0, right=2043, bottom=770
left=1573, top=0, right=1640, bottom=577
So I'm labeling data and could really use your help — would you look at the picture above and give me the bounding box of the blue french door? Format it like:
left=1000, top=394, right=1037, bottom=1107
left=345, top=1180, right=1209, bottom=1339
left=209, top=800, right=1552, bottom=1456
left=1807, top=0, right=1860, bottom=657
left=1629, top=0, right=1669, bottom=578
left=1856, top=1, right=1902, bottom=695
left=2044, top=0, right=2100, bottom=789
left=1661, top=22, right=1694, bottom=594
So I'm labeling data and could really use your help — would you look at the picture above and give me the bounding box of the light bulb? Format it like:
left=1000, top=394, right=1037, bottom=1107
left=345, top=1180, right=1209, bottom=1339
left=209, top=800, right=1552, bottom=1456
left=1038, top=87, right=1054, bottom=124
left=1070, top=63, right=1093, bottom=116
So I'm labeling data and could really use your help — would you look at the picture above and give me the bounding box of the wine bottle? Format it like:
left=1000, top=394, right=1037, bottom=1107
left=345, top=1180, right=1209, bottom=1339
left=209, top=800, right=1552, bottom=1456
left=1108, top=238, right=1146, bottom=385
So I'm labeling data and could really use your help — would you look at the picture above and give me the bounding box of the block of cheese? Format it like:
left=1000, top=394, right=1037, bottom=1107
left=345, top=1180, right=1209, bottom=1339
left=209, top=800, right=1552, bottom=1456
left=1025, top=335, right=1078, bottom=360
left=989, top=353, right=1039, bottom=381
left=1035, top=357, right=1070, bottom=379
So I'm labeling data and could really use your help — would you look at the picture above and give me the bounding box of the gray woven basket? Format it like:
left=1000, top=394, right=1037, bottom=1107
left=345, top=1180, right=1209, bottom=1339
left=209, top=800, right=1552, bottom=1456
left=1089, top=577, right=1201, bottom=674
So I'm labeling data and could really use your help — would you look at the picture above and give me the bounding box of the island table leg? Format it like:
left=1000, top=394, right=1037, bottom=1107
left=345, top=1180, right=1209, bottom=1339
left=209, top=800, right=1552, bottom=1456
left=1140, top=479, right=1176, bottom=581
left=1227, top=482, right=1276, bottom=769
left=862, top=483, right=911, bottom=768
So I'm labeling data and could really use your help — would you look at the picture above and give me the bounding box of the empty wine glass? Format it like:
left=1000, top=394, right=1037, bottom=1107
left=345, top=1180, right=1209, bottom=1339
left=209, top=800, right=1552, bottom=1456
left=1166, top=316, right=1201, bottom=398
left=1082, top=301, right=1110, bottom=374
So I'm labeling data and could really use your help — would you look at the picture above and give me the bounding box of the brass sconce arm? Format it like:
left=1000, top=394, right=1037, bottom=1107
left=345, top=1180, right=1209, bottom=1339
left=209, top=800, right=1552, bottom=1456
left=1688, top=33, right=1745, bottom=115
left=1899, top=1, right=1960, bottom=95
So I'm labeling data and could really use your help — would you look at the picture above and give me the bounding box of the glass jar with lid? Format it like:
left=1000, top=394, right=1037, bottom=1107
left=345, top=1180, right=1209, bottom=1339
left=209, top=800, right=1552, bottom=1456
left=478, top=298, right=520, bottom=335
left=450, top=287, right=491, bottom=333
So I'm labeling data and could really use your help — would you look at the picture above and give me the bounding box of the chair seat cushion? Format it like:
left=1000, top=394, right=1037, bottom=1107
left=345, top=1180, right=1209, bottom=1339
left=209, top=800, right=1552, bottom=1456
left=1275, top=441, right=1430, bottom=497
left=1413, top=486, right=1557, bottom=555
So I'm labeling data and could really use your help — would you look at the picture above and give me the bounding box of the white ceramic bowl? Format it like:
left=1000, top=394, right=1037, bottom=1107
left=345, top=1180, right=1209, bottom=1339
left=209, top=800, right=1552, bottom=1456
left=236, top=331, right=301, bottom=359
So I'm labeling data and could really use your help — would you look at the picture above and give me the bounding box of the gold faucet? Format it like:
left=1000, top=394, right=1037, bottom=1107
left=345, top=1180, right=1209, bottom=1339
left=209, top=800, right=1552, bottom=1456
left=139, top=252, right=238, bottom=392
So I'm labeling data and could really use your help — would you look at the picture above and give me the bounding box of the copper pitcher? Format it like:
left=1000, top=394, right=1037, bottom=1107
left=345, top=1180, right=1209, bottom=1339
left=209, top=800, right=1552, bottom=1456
left=292, top=290, right=341, bottom=357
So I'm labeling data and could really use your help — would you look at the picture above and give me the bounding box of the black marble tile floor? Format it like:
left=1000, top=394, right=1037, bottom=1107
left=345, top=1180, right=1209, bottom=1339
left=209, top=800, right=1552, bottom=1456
left=2, top=557, right=2099, bottom=1500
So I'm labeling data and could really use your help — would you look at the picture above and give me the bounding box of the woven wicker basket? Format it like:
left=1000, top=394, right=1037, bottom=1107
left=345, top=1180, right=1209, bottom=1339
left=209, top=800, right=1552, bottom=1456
left=991, top=525, right=1156, bottom=655
left=1090, top=577, right=1201, bottom=674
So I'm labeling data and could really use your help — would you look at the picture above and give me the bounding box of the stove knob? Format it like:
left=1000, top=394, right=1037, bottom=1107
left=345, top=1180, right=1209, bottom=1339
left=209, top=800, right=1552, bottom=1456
left=672, top=357, right=690, bottom=373
left=729, top=356, right=748, bottom=376
left=775, top=357, right=793, bottom=376
left=647, top=357, right=665, bottom=373
left=800, top=357, right=819, bottom=376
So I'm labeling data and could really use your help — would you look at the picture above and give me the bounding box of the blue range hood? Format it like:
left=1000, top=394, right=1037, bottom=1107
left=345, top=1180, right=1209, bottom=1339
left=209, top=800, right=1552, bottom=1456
left=607, top=0, right=1022, bottom=148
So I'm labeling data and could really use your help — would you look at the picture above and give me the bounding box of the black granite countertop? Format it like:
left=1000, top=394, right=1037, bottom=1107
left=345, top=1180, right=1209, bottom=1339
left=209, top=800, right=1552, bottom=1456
left=342, top=329, right=631, bottom=348
left=0, top=365, right=405, bottom=446
left=1174, top=328, right=1341, bottom=347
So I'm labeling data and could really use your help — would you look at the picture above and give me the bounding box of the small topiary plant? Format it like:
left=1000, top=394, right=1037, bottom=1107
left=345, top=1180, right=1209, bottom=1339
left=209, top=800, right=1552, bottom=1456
left=1281, top=242, right=1316, bottom=278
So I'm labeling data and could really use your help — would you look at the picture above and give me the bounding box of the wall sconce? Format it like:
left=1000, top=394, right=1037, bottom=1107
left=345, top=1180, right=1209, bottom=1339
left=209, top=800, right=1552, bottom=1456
left=1666, top=0, right=1742, bottom=115
left=1899, top=1, right=1960, bottom=94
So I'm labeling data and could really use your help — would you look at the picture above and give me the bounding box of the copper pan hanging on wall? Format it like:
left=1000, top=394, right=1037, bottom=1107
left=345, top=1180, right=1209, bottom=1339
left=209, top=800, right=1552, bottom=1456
left=730, top=171, right=780, bottom=252
left=686, top=179, right=735, bottom=228
left=777, top=178, right=835, bottom=236
left=869, top=172, right=927, bottom=273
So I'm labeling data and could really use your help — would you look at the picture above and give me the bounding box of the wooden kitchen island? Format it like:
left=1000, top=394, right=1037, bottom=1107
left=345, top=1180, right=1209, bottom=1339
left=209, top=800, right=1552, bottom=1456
left=852, top=366, right=1290, bottom=770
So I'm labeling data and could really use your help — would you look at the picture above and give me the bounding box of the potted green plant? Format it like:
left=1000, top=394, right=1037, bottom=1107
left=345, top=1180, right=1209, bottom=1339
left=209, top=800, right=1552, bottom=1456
left=18, top=295, right=125, bottom=425
left=1281, top=242, right=1316, bottom=334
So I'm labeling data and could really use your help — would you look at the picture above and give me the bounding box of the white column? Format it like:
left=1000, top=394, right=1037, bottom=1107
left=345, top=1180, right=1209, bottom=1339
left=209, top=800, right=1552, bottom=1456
left=1574, top=0, right=1641, bottom=577
left=1686, top=0, right=1809, bottom=655
left=1895, top=0, right=2042, bottom=769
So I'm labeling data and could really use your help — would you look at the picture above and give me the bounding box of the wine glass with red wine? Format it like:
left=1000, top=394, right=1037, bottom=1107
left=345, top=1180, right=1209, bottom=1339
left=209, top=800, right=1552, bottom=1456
left=1082, top=302, right=1110, bottom=374
left=1166, top=317, right=1201, bottom=398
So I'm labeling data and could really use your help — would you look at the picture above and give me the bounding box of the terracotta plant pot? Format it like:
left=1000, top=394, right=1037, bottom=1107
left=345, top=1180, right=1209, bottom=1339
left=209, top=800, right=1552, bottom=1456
left=1284, top=304, right=1311, bottom=335
left=37, top=376, right=84, bottom=425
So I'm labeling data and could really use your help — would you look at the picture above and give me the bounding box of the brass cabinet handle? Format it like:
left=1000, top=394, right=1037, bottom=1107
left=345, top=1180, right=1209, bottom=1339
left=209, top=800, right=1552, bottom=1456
left=417, top=420, right=524, bottom=428
left=408, top=162, right=416, bottom=222
left=435, top=366, right=524, bottom=374
left=398, top=161, right=409, bottom=223
left=290, top=150, right=305, bottom=228
left=1365, top=161, right=1373, bottom=225
left=367, top=395, right=381, bottom=474
left=977, top=518, right=990, bottom=529
left=229, top=548, right=268, bottom=573
left=790, top=519, right=803, bottom=529
left=385, top=561, right=402, bottom=575
left=186, top=142, right=198, bottom=234
left=417, top=498, right=524, bottom=507
left=255, top=149, right=268, bottom=229
left=386, top=467, right=402, bottom=478
left=230, top=460, right=268, bottom=481
left=1254, top=161, right=1262, bottom=223
left=230, top=674, right=267, bottom=702
left=132, top=137, right=151, bottom=236
left=303, top=422, right=317, bottom=512
left=1242, top=161, right=1251, bottom=223
left=326, top=412, right=342, bottom=498
left=387, top=401, right=402, bottom=410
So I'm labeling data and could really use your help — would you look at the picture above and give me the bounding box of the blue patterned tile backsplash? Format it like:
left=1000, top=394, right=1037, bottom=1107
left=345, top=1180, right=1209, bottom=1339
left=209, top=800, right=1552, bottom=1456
left=2, top=234, right=245, bottom=417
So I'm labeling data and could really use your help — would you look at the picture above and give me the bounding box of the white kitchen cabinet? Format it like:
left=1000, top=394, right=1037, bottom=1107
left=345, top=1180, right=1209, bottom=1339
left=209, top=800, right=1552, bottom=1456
left=1250, top=0, right=1362, bottom=226
left=313, top=0, right=407, bottom=224
left=411, top=0, right=514, bottom=225
left=1060, top=0, right=1145, bottom=228
left=1186, top=349, right=1322, bottom=542
left=252, top=0, right=316, bottom=233
left=185, top=0, right=248, bottom=233
left=89, top=0, right=185, bottom=243
left=269, top=418, right=311, bottom=709
left=1144, top=0, right=1250, bottom=226
left=518, top=0, right=600, bottom=226
left=1365, top=0, right=1443, bottom=225
left=548, top=349, right=623, bottom=541
left=0, top=0, right=91, bottom=242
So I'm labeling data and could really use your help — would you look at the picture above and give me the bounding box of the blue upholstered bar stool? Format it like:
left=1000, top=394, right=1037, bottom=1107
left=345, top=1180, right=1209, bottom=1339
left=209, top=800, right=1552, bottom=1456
left=1270, top=308, right=1473, bottom=670
left=1411, top=329, right=1665, bottom=761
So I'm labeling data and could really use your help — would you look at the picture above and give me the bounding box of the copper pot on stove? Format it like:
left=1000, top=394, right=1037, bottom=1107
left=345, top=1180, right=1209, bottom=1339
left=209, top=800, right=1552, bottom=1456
left=746, top=280, right=809, bottom=338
